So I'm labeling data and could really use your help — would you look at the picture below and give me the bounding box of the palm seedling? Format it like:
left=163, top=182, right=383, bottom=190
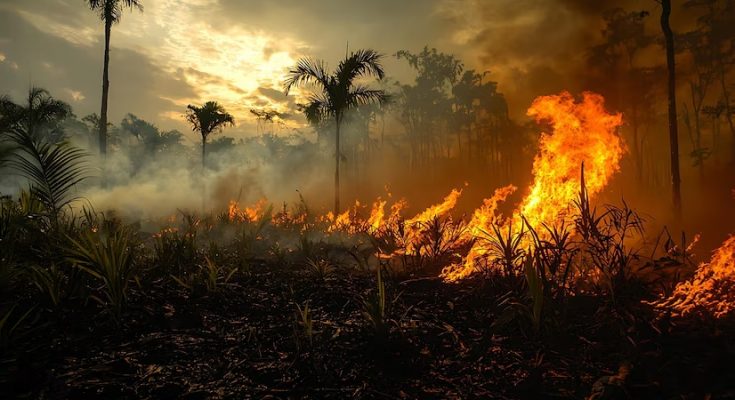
left=294, top=302, right=314, bottom=348
left=66, top=225, right=136, bottom=317
left=304, top=257, right=335, bottom=282
left=361, top=267, right=389, bottom=339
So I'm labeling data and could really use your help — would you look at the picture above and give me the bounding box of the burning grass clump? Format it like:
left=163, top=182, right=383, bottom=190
left=653, top=235, right=735, bottom=319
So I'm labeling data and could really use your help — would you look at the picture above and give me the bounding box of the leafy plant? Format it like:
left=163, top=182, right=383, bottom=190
left=25, top=264, right=66, bottom=307
left=480, top=223, right=526, bottom=276
left=171, top=256, right=237, bottom=294
left=233, top=205, right=272, bottom=263
left=66, top=225, right=136, bottom=317
left=0, top=305, right=37, bottom=351
left=523, top=255, right=544, bottom=334
left=295, top=302, right=314, bottom=347
left=153, top=213, right=198, bottom=275
left=5, top=125, right=88, bottom=225
left=361, top=267, right=389, bottom=339
left=304, top=257, right=335, bottom=282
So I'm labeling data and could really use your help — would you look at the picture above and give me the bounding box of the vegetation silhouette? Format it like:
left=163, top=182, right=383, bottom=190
left=185, top=101, right=235, bottom=170
left=284, top=49, right=389, bottom=213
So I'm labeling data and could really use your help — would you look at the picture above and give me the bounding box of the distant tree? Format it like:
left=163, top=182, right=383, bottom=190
left=683, top=0, right=735, bottom=161
left=81, top=113, right=118, bottom=149
left=206, top=136, right=236, bottom=154
left=396, top=47, right=463, bottom=168
left=661, top=0, right=683, bottom=219
left=86, top=0, right=142, bottom=160
left=284, top=49, right=389, bottom=213
left=451, top=69, right=509, bottom=170
left=250, top=108, right=283, bottom=135
left=185, top=101, right=234, bottom=170
left=0, top=87, right=71, bottom=142
left=589, top=8, right=657, bottom=183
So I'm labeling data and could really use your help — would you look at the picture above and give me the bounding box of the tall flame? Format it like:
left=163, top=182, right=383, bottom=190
left=442, top=91, right=625, bottom=281
left=404, top=189, right=463, bottom=255
left=518, top=91, right=625, bottom=228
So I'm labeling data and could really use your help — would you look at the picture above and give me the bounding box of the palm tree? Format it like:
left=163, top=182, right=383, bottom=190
left=86, top=0, right=142, bottom=159
left=185, top=101, right=235, bottom=170
left=284, top=49, right=389, bottom=213
left=0, top=87, right=72, bottom=140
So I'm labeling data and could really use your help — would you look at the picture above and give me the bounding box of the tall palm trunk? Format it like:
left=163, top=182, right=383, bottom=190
left=99, top=18, right=111, bottom=159
left=334, top=116, right=341, bottom=214
left=97, top=17, right=112, bottom=188
left=202, top=134, right=207, bottom=171
left=661, top=0, right=682, bottom=220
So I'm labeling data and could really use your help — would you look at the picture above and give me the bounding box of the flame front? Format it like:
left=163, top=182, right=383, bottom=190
left=229, top=198, right=268, bottom=222
left=656, top=235, right=735, bottom=318
left=403, top=188, right=463, bottom=255
left=519, top=91, right=625, bottom=229
left=442, top=91, right=624, bottom=281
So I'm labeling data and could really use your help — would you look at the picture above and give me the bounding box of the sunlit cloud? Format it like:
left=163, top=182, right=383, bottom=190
left=110, top=0, right=308, bottom=131
left=14, top=9, right=98, bottom=47
left=8, top=0, right=309, bottom=135
left=65, top=88, right=85, bottom=102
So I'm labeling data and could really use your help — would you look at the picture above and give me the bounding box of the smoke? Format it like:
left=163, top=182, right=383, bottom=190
left=73, top=131, right=331, bottom=221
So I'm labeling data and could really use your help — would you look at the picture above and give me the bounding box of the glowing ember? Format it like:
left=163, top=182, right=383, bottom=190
left=655, top=235, right=735, bottom=319
left=442, top=91, right=625, bottom=281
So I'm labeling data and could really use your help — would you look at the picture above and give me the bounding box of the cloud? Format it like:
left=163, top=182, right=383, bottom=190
left=257, top=87, right=288, bottom=103
left=0, top=9, right=198, bottom=137
left=65, top=88, right=86, bottom=102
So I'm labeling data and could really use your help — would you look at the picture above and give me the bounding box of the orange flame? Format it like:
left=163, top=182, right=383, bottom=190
left=442, top=91, right=624, bottom=281
left=367, top=198, right=387, bottom=233
left=656, top=235, right=735, bottom=318
left=228, top=198, right=268, bottom=222
left=404, top=189, right=463, bottom=254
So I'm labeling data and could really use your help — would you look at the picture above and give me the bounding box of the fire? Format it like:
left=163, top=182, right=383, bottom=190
left=441, top=185, right=517, bottom=281
left=655, top=235, right=735, bottom=319
left=367, top=198, right=387, bottom=233
left=403, top=189, right=463, bottom=255
left=228, top=198, right=268, bottom=222
left=518, top=91, right=624, bottom=229
left=442, top=91, right=624, bottom=281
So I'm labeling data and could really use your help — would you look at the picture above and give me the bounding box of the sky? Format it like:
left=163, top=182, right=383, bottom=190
left=0, top=0, right=664, bottom=143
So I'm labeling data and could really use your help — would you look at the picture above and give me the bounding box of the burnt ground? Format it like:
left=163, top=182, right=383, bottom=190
left=3, top=261, right=735, bottom=400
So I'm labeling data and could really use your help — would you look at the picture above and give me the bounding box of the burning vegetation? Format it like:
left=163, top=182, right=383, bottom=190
left=655, top=234, right=735, bottom=318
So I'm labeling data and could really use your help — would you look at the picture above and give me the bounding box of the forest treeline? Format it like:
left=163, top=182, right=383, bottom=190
left=0, top=1, right=734, bottom=212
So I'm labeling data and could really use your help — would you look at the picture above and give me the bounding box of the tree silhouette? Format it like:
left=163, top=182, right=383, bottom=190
left=185, top=101, right=234, bottom=170
left=661, top=0, right=683, bottom=219
left=86, top=0, right=142, bottom=160
left=0, top=87, right=71, bottom=142
left=284, top=49, right=388, bottom=213
left=396, top=47, right=462, bottom=168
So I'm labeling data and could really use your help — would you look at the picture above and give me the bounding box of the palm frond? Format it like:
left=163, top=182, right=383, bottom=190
left=283, top=57, right=330, bottom=94
left=337, top=49, right=385, bottom=87
left=348, top=86, right=390, bottom=108
left=299, top=94, right=332, bottom=125
left=87, top=0, right=143, bottom=23
left=5, top=126, right=89, bottom=220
